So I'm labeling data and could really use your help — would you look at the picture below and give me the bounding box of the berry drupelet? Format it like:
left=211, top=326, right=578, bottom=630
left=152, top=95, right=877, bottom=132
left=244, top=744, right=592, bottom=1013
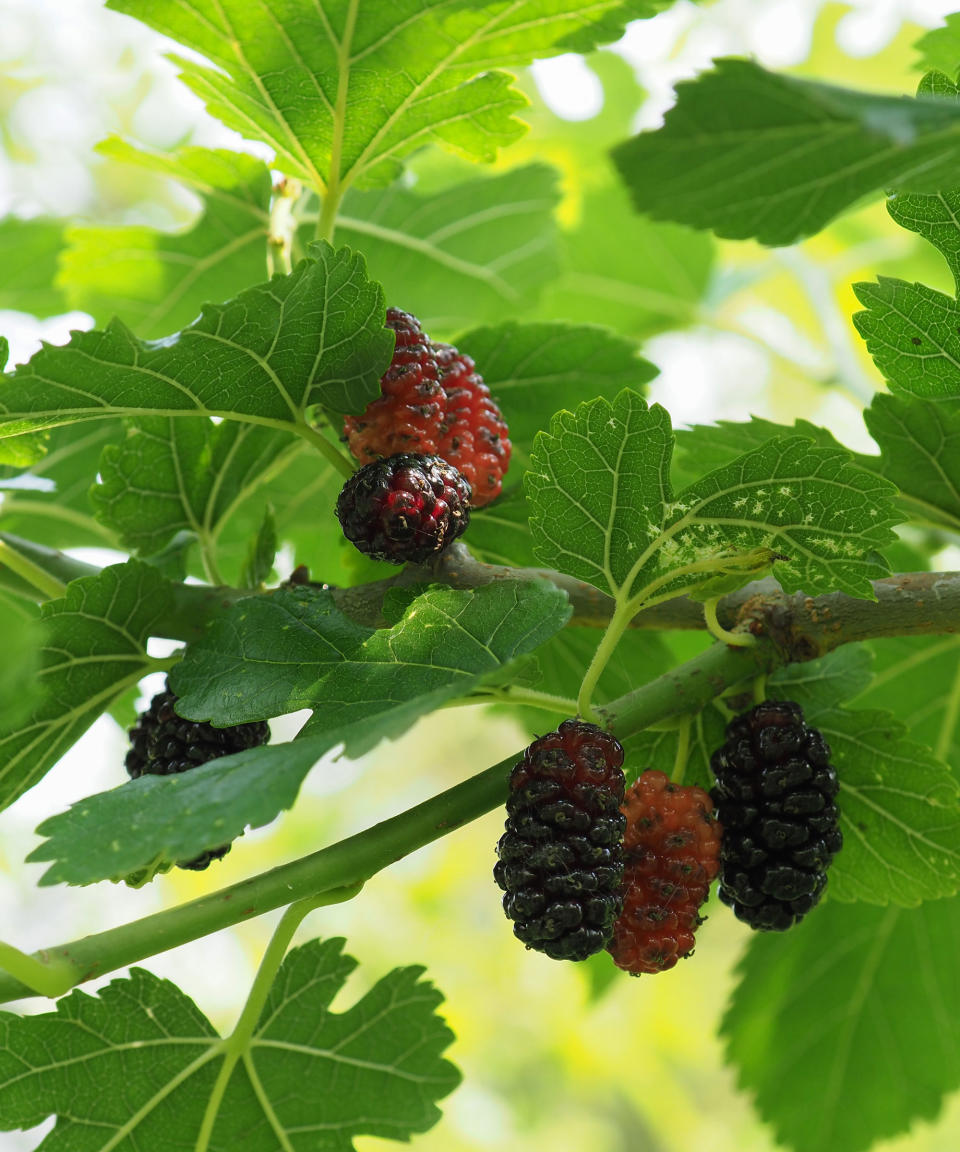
left=335, top=453, right=471, bottom=565
left=710, top=700, right=842, bottom=931
left=495, top=720, right=626, bottom=962
left=608, top=771, right=721, bottom=975
left=343, top=307, right=511, bottom=507
left=125, top=687, right=270, bottom=870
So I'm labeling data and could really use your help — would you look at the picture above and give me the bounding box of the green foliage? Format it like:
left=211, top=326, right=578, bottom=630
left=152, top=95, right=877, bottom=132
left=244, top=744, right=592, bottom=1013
left=723, top=898, right=960, bottom=1152
left=0, top=219, right=66, bottom=317
left=612, top=58, right=960, bottom=244
left=527, top=389, right=899, bottom=606
left=0, top=941, right=459, bottom=1149
left=0, top=561, right=172, bottom=810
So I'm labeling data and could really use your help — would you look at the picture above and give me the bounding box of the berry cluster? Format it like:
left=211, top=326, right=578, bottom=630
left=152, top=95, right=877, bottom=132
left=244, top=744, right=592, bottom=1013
left=608, top=771, right=721, bottom=975
left=494, top=720, right=626, bottom=961
left=125, top=686, right=270, bottom=870
left=344, top=308, right=511, bottom=507
left=335, top=453, right=471, bottom=565
left=711, top=701, right=842, bottom=931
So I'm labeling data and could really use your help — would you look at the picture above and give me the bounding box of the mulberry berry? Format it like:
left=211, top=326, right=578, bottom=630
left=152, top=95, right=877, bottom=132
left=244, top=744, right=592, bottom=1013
left=343, top=308, right=511, bottom=507
left=608, top=771, right=721, bottom=975
left=335, top=452, right=471, bottom=564
left=710, top=701, right=842, bottom=931
left=125, top=687, right=270, bottom=870
left=494, top=720, right=626, bottom=961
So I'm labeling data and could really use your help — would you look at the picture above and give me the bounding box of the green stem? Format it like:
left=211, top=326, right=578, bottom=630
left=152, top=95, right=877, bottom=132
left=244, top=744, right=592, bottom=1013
left=0, top=642, right=770, bottom=1005
left=445, top=687, right=579, bottom=716
left=0, top=941, right=75, bottom=998
left=577, top=598, right=634, bottom=721
left=293, top=422, right=356, bottom=480
left=194, top=886, right=360, bottom=1152
left=0, top=538, right=67, bottom=600
left=753, top=672, right=768, bottom=706
left=704, top=596, right=757, bottom=648
left=670, top=718, right=692, bottom=785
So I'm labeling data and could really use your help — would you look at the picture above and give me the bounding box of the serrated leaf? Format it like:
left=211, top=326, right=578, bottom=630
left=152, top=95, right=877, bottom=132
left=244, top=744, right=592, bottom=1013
left=456, top=321, right=655, bottom=470
left=337, top=165, right=562, bottom=333
left=0, top=218, right=66, bottom=317
left=0, top=594, right=41, bottom=729
left=36, top=581, right=569, bottom=883
left=768, top=647, right=875, bottom=715
left=862, top=393, right=960, bottom=530
left=0, top=941, right=459, bottom=1149
left=90, top=416, right=301, bottom=576
left=611, top=58, right=960, bottom=246
left=671, top=416, right=846, bottom=492
left=0, top=243, right=391, bottom=450
left=527, top=390, right=899, bottom=606
left=0, top=561, right=173, bottom=811
left=723, top=899, right=960, bottom=1152
left=60, top=141, right=272, bottom=338
left=109, top=0, right=665, bottom=192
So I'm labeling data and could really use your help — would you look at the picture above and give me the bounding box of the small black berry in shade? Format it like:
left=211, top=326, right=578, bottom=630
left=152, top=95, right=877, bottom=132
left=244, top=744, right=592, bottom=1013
left=125, top=687, right=270, bottom=871
left=710, top=700, right=841, bottom=931
left=335, top=453, right=471, bottom=565
left=494, top=720, right=626, bottom=961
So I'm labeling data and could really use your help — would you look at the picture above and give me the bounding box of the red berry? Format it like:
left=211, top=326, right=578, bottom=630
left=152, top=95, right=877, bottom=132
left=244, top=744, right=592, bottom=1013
left=344, top=308, right=511, bottom=507
left=607, top=771, right=721, bottom=975
left=335, top=452, right=471, bottom=564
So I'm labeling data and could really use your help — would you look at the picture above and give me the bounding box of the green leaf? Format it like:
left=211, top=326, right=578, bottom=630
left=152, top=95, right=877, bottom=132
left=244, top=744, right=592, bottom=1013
left=862, top=393, right=960, bottom=530
left=0, top=942, right=459, bottom=1149
left=611, top=58, right=960, bottom=245
left=526, top=390, right=899, bottom=605
left=239, top=505, right=277, bottom=589
left=857, top=634, right=960, bottom=773
left=0, top=423, right=119, bottom=549
left=60, top=141, right=272, bottom=339
left=467, top=488, right=539, bottom=568
left=768, top=647, right=875, bottom=715
left=0, top=242, right=392, bottom=448
left=915, top=17, right=960, bottom=78
left=336, top=165, right=562, bottom=334
left=723, top=899, right=960, bottom=1152
left=0, top=218, right=67, bottom=317
left=623, top=703, right=727, bottom=793
left=456, top=321, right=654, bottom=470
left=0, top=594, right=41, bottom=729
left=671, top=416, right=846, bottom=492
left=109, top=0, right=664, bottom=192
left=541, top=183, right=715, bottom=338
left=0, top=561, right=173, bottom=811
left=36, top=581, right=570, bottom=883
left=90, top=417, right=301, bottom=577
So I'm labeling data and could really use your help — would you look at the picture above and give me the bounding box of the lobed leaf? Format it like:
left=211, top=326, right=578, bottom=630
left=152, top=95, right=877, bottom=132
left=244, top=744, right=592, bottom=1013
left=0, top=941, right=459, bottom=1149
left=612, top=58, right=960, bottom=246
left=0, top=561, right=173, bottom=811
left=60, top=141, right=273, bottom=339
left=723, top=898, right=960, bottom=1152
left=108, top=0, right=666, bottom=192
left=0, top=242, right=392, bottom=449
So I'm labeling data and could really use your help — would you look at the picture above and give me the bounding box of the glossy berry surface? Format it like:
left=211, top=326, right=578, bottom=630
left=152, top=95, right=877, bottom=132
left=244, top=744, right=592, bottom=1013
left=335, top=452, right=471, bottom=564
left=494, top=720, right=626, bottom=962
left=343, top=308, right=510, bottom=506
left=608, top=771, right=721, bottom=975
left=125, top=688, right=270, bottom=870
left=710, top=700, right=842, bottom=931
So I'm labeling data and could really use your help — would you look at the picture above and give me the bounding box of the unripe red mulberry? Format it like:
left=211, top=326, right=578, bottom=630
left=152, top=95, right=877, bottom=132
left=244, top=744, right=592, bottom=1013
left=494, top=720, right=626, bottom=961
left=343, top=308, right=511, bottom=507
left=607, top=771, right=721, bottom=975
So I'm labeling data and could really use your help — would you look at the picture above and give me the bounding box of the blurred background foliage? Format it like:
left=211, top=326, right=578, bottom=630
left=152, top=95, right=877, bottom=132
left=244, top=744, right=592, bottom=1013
left=3, top=0, right=960, bottom=1149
